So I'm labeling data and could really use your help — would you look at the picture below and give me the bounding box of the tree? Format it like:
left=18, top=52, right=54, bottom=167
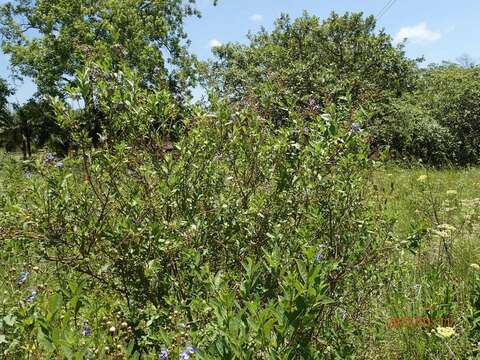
left=421, top=64, right=480, bottom=165
left=0, top=0, right=217, bottom=146
left=0, top=0, right=216, bottom=98
left=207, top=12, right=418, bottom=125
left=0, top=77, right=15, bottom=152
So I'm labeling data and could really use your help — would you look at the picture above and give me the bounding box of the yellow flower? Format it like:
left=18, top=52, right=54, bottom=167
left=417, top=175, right=428, bottom=182
left=446, top=190, right=458, bottom=196
left=470, top=263, right=480, bottom=271
left=436, top=326, right=456, bottom=338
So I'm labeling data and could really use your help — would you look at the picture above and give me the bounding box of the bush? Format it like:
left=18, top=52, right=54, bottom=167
left=369, top=97, right=455, bottom=165
left=421, top=65, right=480, bottom=165
left=4, top=64, right=393, bottom=358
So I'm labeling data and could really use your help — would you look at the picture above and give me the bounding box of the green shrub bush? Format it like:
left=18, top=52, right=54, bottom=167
left=0, top=64, right=393, bottom=358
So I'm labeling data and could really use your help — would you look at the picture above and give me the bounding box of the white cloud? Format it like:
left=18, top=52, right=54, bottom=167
left=394, top=22, right=441, bottom=45
left=208, top=39, right=222, bottom=48
left=250, top=14, right=263, bottom=23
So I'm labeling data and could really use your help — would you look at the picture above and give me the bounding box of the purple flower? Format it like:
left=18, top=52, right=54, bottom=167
left=349, top=123, right=362, bottom=134
left=315, top=244, right=328, bottom=262
left=24, top=289, right=37, bottom=303
left=81, top=322, right=91, bottom=336
left=54, top=162, right=64, bottom=169
left=43, top=153, right=55, bottom=164
left=158, top=348, right=170, bottom=360
left=16, top=271, right=28, bottom=285
left=315, top=252, right=324, bottom=262
left=180, top=346, right=198, bottom=360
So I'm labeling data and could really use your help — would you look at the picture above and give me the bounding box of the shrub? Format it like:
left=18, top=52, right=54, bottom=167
left=10, top=64, right=393, bottom=357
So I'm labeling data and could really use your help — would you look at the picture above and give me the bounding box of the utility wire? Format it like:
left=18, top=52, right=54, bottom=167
left=377, top=0, right=397, bottom=20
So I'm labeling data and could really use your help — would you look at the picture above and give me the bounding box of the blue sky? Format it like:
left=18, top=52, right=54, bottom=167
left=1, top=0, right=479, bottom=104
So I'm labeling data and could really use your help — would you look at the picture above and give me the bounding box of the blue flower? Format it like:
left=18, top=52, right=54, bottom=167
left=315, top=252, right=324, bottom=262
left=24, top=289, right=37, bottom=303
left=315, top=244, right=327, bottom=262
left=180, top=346, right=198, bottom=360
left=43, top=153, right=55, bottom=164
left=349, top=123, right=362, bottom=134
left=55, top=162, right=64, bottom=169
left=16, top=271, right=28, bottom=285
left=82, top=321, right=91, bottom=336
left=158, top=348, right=170, bottom=360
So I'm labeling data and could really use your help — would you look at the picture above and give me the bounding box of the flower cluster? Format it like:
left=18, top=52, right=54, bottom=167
left=24, top=289, right=37, bottom=303
left=158, top=348, right=170, bottom=360
left=315, top=244, right=328, bottom=262
left=82, top=321, right=91, bottom=336
left=43, top=152, right=56, bottom=164
left=349, top=122, right=362, bottom=134
left=180, top=346, right=198, bottom=360
left=16, top=271, right=29, bottom=285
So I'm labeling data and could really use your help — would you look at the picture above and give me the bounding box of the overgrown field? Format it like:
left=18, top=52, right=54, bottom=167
left=0, top=4, right=479, bottom=359
left=1, top=147, right=479, bottom=359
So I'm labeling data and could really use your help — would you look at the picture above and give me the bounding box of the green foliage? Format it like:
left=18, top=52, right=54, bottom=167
left=0, top=63, right=393, bottom=358
left=0, top=0, right=216, bottom=98
left=1, top=5, right=480, bottom=359
left=208, top=12, right=418, bottom=126
left=421, top=64, right=480, bottom=165
left=370, top=64, right=480, bottom=166
left=368, top=97, right=455, bottom=165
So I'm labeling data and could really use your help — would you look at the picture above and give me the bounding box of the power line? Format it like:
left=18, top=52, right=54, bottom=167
left=377, top=0, right=393, bottom=18
left=377, top=0, right=397, bottom=20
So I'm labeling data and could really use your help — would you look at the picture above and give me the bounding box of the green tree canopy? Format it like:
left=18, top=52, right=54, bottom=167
left=0, top=0, right=215, bottom=98
left=208, top=12, right=418, bottom=125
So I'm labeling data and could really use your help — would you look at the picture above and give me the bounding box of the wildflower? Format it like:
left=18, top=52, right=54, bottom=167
left=436, top=326, right=456, bottom=338
left=24, top=289, right=37, bottom=303
left=43, top=152, right=55, bottom=164
left=82, top=321, right=91, bottom=336
left=158, top=348, right=170, bottom=360
left=303, top=126, right=311, bottom=134
left=16, top=271, right=28, bottom=285
left=432, top=230, right=449, bottom=238
left=446, top=190, right=458, bottom=196
left=99, top=133, right=108, bottom=143
left=315, top=252, right=324, bottom=262
left=315, top=244, right=327, bottom=262
left=412, top=284, right=421, bottom=293
left=109, top=326, right=116, bottom=334
left=437, top=224, right=456, bottom=232
left=470, top=263, right=480, bottom=271
left=180, top=346, right=198, bottom=360
left=417, top=175, right=428, bottom=182
left=349, top=123, right=362, bottom=133
left=25, top=171, right=33, bottom=179
left=338, top=308, right=348, bottom=320
left=54, top=161, right=64, bottom=169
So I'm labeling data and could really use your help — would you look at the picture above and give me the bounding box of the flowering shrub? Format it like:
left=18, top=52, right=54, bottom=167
left=0, top=63, right=392, bottom=358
